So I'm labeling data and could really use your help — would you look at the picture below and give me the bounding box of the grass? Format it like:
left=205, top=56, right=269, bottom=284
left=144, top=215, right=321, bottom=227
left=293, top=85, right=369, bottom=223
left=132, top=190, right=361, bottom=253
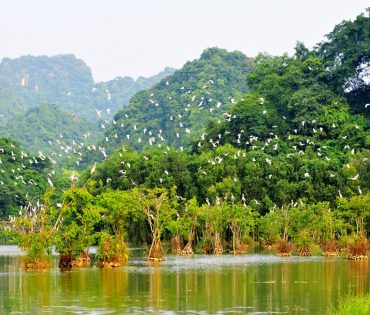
left=328, top=293, right=370, bottom=315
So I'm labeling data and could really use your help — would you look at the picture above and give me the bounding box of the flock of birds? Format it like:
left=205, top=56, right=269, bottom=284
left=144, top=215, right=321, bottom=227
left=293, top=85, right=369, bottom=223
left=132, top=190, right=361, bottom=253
left=1, top=72, right=369, bottom=223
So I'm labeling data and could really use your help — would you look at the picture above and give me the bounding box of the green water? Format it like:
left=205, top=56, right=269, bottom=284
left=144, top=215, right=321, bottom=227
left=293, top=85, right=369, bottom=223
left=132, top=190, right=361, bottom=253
left=0, top=246, right=368, bottom=314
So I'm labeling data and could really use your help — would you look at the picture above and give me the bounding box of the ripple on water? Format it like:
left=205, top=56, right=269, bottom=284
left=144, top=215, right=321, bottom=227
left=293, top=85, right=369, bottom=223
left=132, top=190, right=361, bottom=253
left=43, top=305, right=116, bottom=314
left=125, top=254, right=325, bottom=274
left=0, top=245, right=24, bottom=256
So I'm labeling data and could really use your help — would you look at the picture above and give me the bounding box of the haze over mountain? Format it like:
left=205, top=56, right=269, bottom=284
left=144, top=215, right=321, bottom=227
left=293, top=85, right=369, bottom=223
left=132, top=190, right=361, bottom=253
left=0, top=55, right=175, bottom=123
left=0, top=55, right=175, bottom=156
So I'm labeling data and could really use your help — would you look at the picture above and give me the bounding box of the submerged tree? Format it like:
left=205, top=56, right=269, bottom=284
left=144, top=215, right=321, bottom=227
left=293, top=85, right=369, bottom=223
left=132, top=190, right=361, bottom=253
left=139, top=187, right=176, bottom=261
left=226, top=203, right=258, bottom=254
left=96, top=189, right=143, bottom=266
left=337, top=193, right=369, bottom=259
left=53, top=188, right=102, bottom=269
left=179, top=197, right=201, bottom=255
left=6, top=198, right=54, bottom=268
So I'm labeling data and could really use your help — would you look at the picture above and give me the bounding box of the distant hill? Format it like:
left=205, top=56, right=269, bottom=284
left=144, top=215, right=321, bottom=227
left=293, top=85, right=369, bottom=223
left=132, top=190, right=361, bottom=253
left=0, top=54, right=94, bottom=120
left=0, top=55, right=175, bottom=122
left=92, top=66, right=175, bottom=119
left=0, top=78, right=26, bottom=122
left=0, top=103, right=102, bottom=161
left=100, top=48, right=253, bottom=154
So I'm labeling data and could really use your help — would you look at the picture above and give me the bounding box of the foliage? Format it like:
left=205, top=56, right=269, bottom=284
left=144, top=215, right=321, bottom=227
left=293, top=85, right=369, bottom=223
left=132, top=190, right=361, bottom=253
left=0, top=103, right=103, bottom=159
left=0, top=55, right=174, bottom=122
left=95, top=231, right=128, bottom=267
left=337, top=194, right=370, bottom=237
left=0, top=137, right=49, bottom=219
left=96, top=189, right=146, bottom=245
left=3, top=10, right=370, bottom=261
left=327, top=292, right=370, bottom=315
left=4, top=197, right=54, bottom=268
left=53, top=187, right=102, bottom=260
left=96, top=47, right=252, bottom=156
left=137, top=187, right=176, bottom=260
left=318, top=8, right=370, bottom=115
left=345, top=234, right=368, bottom=257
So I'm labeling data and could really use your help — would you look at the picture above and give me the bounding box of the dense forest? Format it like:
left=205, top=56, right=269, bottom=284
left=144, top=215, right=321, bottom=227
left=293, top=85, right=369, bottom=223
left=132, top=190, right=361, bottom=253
left=0, top=9, right=369, bottom=267
left=0, top=103, right=102, bottom=158
left=105, top=48, right=252, bottom=151
left=78, top=48, right=253, bottom=166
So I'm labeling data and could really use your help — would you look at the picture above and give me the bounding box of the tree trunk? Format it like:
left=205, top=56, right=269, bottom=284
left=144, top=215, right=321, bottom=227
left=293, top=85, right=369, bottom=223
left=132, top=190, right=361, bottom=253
left=213, top=231, right=223, bottom=255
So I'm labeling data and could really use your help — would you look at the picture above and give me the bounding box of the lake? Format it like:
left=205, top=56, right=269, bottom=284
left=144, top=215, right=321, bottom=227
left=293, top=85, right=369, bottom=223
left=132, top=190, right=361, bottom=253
left=0, top=246, right=368, bottom=314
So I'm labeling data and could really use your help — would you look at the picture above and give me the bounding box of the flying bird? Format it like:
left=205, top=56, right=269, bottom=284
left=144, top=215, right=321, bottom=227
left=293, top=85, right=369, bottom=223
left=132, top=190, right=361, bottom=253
left=349, top=174, right=359, bottom=180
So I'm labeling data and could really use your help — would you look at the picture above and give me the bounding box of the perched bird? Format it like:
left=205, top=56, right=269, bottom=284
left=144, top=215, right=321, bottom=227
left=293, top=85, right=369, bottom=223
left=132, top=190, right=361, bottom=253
left=90, top=163, right=97, bottom=175
left=47, top=178, right=54, bottom=187
left=357, top=186, right=362, bottom=195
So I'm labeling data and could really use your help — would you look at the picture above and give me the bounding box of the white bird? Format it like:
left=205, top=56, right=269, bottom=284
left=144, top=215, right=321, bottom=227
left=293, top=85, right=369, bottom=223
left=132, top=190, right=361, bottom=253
left=90, top=163, right=97, bottom=175
left=349, top=174, right=359, bottom=180
left=95, top=109, right=102, bottom=118
left=357, top=186, right=362, bottom=195
left=47, top=178, right=54, bottom=187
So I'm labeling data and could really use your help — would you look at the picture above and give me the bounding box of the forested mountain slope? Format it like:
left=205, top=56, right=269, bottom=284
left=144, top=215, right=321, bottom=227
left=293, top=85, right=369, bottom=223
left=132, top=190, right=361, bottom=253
left=0, top=56, right=174, bottom=157
left=0, top=54, right=94, bottom=120
left=97, top=48, right=253, bottom=155
left=85, top=11, right=369, bottom=214
left=0, top=103, right=102, bottom=160
left=0, top=10, right=369, bottom=253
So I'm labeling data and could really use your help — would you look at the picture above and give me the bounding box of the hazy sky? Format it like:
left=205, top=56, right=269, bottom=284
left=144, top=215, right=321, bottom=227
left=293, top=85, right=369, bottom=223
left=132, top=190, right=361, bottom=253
left=0, top=0, right=368, bottom=82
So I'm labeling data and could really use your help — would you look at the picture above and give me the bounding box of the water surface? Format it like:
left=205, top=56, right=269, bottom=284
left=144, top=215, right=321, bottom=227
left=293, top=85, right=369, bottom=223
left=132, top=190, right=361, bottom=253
left=0, top=246, right=368, bottom=314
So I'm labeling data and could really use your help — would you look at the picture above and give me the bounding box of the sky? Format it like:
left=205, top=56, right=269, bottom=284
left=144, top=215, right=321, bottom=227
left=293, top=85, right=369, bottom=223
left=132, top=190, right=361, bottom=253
left=0, top=0, right=368, bottom=82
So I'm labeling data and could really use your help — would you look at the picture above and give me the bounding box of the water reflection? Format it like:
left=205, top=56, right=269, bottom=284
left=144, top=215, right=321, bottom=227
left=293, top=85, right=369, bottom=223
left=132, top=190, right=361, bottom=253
left=0, top=248, right=368, bottom=314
